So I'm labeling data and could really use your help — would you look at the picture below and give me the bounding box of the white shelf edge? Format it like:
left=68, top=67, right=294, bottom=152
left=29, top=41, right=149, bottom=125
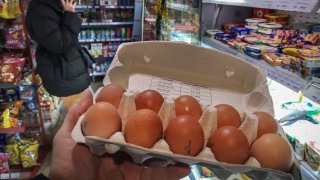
left=201, top=37, right=320, bottom=104
left=202, top=0, right=320, bottom=13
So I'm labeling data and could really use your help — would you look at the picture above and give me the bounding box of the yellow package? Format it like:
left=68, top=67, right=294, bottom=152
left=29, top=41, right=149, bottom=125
left=19, top=143, right=39, bottom=168
left=282, top=48, right=300, bottom=57
left=4, top=144, right=21, bottom=165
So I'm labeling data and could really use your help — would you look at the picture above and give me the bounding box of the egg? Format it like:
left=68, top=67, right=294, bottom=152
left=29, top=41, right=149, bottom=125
left=215, top=104, right=241, bottom=128
left=124, top=109, right=163, bottom=148
left=82, top=102, right=121, bottom=138
left=175, top=95, right=202, bottom=120
left=165, top=115, right=204, bottom=156
left=135, top=90, right=164, bottom=113
left=250, top=134, right=293, bottom=172
left=210, top=126, right=249, bottom=164
left=254, top=112, right=278, bottom=138
left=95, top=83, right=125, bottom=108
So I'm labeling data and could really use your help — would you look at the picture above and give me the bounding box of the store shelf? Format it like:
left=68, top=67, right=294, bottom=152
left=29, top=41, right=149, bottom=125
left=81, top=22, right=134, bottom=27
left=202, top=0, right=320, bottom=13
left=0, top=82, right=15, bottom=88
left=76, top=5, right=134, bottom=9
left=166, top=3, right=199, bottom=13
left=0, top=170, right=34, bottom=180
left=201, top=37, right=320, bottom=104
left=0, top=127, right=25, bottom=134
left=79, top=39, right=132, bottom=43
left=25, top=125, right=41, bottom=129
left=91, top=71, right=107, bottom=77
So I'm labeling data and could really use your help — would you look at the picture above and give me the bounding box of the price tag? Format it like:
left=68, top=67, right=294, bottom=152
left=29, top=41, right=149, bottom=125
left=10, top=173, right=20, bottom=179
left=0, top=174, right=10, bottom=179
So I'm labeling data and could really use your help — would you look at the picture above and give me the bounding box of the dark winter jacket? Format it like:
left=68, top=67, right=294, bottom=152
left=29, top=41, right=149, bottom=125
left=26, top=0, right=90, bottom=97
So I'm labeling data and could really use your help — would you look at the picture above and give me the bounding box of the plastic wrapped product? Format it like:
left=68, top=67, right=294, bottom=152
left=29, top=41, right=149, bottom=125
left=265, top=13, right=289, bottom=25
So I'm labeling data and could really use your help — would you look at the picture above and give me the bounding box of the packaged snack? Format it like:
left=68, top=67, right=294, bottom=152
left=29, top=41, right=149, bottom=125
left=4, top=144, right=20, bottom=165
left=0, top=64, right=19, bottom=82
left=4, top=21, right=26, bottom=49
left=0, top=153, right=10, bottom=173
left=304, top=33, right=319, bottom=45
left=253, top=8, right=272, bottom=19
left=303, top=45, right=320, bottom=52
left=19, top=85, right=36, bottom=101
left=223, top=23, right=244, bottom=34
left=258, top=23, right=283, bottom=36
left=241, top=35, right=262, bottom=44
left=215, top=33, right=235, bottom=41
left=265, top=13, right=289, bottom=25
left=244, top=50, right=262, bottom=59
left=19, top=142, right=39, bottom=168
left=304, top=141, right=320, bottom=171
left=245, top=18, right=266, bottom=27
left=231, top=27, right=250, bottom=35
left=245, top=45, right=279, bottom=54
left=262, top=53, right=298, bottom=66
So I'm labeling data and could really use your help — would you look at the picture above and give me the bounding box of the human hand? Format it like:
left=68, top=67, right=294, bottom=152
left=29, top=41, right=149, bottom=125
left=50, top=90, right=191, bottom=180
left=61, top=0, right=76, bottom=12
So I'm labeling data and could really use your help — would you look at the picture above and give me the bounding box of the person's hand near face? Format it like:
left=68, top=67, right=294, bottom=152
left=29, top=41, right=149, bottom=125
left=50, top=90, right=191, bottom=180
left=61, top=0, right=76, bottom=12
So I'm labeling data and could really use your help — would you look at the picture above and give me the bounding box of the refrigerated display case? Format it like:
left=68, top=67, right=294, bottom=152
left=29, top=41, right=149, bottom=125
left=142, top=0, right=201, bottom=45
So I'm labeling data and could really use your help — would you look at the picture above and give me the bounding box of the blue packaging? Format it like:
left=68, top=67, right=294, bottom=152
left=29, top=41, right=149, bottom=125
left=245, top=45, right=279, bottom=54
left=231, top=27, right=251, bottom=35
left=215, top=33, right=235, bottom=41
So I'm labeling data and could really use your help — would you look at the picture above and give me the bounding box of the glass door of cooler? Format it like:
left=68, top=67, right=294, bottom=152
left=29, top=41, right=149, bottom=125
left=142, top=0, right=201, bottom=45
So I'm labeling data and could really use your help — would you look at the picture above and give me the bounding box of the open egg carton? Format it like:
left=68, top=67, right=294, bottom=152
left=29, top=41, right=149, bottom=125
left=72, top=41, right=293, bottom=179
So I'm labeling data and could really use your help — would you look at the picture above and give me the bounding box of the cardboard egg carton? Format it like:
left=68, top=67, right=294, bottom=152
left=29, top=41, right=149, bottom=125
left=72, top=41, right=293, bottom=179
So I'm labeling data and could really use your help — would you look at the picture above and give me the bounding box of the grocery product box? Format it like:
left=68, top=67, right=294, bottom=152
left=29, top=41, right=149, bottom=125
left=72, top=41, right=293, bottom=179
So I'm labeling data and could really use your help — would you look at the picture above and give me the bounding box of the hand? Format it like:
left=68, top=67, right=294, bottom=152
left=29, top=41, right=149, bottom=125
left=61, top=0, right=76, bottom=12
left=50, top=90, right=191, bottom=180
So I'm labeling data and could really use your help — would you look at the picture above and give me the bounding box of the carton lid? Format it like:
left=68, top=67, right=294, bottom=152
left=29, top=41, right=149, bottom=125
left=103, top=41, right=274, bottom=116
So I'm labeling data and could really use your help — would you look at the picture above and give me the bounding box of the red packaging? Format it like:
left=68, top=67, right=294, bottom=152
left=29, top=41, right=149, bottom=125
left=126, top=27, right=132, bottom=40
left=253, top=8, right=272, bottom=19
left=4, top=21, right=26, bottom=49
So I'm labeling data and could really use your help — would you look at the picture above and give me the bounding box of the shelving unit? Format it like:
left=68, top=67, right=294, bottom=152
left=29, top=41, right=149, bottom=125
left=81, top=22, right=134, bottom=27
left=0, top=127, right=26, bottom=134
left=76, top=1, right=136, bottom=78
left=142, top=0, right=201, bottom=45
left=202, top=0, right=320, bottom=13
left=202, top=37, right=306, bottom=93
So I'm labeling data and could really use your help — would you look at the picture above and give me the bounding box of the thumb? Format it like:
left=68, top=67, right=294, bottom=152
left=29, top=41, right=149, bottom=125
left=61, top=90, right=93, bottom=133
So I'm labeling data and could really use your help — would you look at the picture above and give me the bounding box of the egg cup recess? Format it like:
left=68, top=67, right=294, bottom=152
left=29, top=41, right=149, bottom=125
left=71, top=86, right=294, bottom=179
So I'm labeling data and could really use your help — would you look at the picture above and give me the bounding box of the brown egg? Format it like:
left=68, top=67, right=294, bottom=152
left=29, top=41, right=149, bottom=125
left=210, top=126, right=249, bottom=164
left=135, top=90, right=164, bottom=113
left=95, top=83, right=125, bottom=108
left=250, top=134, right=293, bottom=172
left=254, top=112, right=278, bottom=138
left=82, top=102, right=121, bottom=138
left=165, top=115, right=204, bottom=156
left=215, top=104, right=241, bottom=128
left=175, top=95, right=202, bottom=120
left=124, top=109, right=163, bottom=148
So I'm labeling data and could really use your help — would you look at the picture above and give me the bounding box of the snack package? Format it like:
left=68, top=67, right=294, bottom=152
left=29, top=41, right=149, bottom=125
left=245, top=45, right=279, bottom=54
left=19, top=85, right=36, bottom=101
left=4, top=144, right=21, bottom=165
left=0, top=153, right=10, bottom=173
left=4, top=21, right=26, bottom=49
left=19, top=142, right=39, bottom=168
left=304, top=33, right=319, bottom=45
left=262, top=53, right=298, bottom=66
left=0, top=63, right=19, bottom=82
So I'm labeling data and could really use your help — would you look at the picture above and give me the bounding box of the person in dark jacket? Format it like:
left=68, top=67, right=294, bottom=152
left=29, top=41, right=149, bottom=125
left=26, top=0, right=91, bottom=97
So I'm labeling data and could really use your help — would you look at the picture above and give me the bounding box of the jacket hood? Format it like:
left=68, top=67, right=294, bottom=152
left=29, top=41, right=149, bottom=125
left=32, top=0, right=62, bottom=12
